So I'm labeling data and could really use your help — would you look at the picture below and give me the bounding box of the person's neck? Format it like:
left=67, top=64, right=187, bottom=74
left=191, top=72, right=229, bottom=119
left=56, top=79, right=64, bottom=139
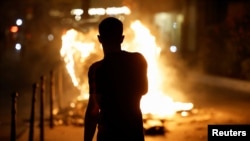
left=103, top=44, right=122, bottom=56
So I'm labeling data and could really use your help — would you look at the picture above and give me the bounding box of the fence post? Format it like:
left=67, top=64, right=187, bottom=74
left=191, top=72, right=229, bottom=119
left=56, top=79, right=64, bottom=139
left=10, top=92, right=19, bottom=141
left=29, top=83, right=38, bottom=141
left=40, top=76, right=45, bottom=141
left=57, top=66, right=63, bottom=111
left=49, top=70, right=54, bottom=128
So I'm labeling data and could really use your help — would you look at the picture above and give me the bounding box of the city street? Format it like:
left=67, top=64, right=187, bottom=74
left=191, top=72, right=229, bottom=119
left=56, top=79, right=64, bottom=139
left=15, top=73, right=250, bottom=141
left=1, top=1, right=250, bottom=141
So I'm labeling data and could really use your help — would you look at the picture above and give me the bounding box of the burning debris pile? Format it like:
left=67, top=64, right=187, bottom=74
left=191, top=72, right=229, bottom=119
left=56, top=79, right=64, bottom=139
left=55, top=19, right=194, bottom=133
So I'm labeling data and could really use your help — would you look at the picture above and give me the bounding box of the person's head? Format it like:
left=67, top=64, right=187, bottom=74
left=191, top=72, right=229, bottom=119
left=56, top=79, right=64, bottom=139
left=98, top=17, right=124, bottom=52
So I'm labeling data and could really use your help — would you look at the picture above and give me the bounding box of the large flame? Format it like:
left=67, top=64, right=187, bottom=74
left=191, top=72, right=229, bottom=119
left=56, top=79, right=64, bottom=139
left=60, top=20, right=193, bottom=118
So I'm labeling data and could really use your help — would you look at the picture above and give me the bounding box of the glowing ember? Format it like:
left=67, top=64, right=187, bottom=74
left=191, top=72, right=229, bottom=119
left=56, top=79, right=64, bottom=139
left=60, top=20, right=193, bottom=118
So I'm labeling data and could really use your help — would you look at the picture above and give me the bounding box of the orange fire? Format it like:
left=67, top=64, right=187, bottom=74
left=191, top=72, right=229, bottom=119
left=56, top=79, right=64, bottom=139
left=60, top=20, right=193, bottom=119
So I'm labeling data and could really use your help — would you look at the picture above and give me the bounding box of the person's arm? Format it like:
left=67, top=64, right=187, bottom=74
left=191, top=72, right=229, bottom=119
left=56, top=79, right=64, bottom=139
left=141, top=55, right=148, bottom=95
left=84, top=93, right=99, bottom=141
left=84, top=64, right=100, bottom=141
left=136, top=53, right=148, bottom=95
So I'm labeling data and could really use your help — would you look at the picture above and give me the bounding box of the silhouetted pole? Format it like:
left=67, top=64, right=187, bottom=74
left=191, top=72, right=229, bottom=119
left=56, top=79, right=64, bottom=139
left=29, top=83, right=38, bottom=141
left=10, top=92, right=19, bottom=141
left=49, top=70, right=55, bottom=128
left=57, top=67, right=63, bottom=111
left=40, top=76, right=45, bottom=141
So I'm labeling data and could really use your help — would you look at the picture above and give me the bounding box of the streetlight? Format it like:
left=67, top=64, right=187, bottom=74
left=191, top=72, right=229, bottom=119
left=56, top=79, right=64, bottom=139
left=16, top=18, right=23, bottom=26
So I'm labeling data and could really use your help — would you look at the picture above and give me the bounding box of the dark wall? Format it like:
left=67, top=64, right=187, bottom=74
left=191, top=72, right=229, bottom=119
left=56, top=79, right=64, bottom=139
left=194, top=0, right=250, bottom=80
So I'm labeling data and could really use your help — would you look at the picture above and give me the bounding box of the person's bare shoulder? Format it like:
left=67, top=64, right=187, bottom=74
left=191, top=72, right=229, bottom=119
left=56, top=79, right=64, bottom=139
left=132, top=52, right=147, bottom=66
left=88, top=60, right=103, bottom=79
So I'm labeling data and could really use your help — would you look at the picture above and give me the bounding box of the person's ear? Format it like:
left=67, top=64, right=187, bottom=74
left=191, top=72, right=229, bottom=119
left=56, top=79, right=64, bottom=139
left=98, top=35, right=102, bottom=43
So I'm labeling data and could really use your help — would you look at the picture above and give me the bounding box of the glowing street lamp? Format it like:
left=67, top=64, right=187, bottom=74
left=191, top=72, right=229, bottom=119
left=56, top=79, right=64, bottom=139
left=15, top=43, right=22, bottom=51
left=16, top=19, right=23, bottom=26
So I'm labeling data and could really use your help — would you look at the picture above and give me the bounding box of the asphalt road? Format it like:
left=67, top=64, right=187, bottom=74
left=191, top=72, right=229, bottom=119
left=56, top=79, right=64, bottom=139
left=144, top=79, right=250, bottom=141
left=2, top=74, right=250, bottom=141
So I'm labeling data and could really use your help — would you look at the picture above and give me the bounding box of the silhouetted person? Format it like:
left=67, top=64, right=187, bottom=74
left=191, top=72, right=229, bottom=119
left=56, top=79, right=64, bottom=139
left=84, top=17, right=148, bottom=141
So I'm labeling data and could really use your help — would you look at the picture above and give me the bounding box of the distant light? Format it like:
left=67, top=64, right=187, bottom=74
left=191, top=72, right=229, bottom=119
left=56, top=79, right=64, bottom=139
left=10, top=26, right=18, bottom=33
left=71, top=9, right=83, bottom=16
left=173, top=22, right=177, bottom=29
left=70, top=102, right=75, bottom=108
left=15, top=43, right=22, bottom=51
left=106, top=6, right=131, bottom=15
left=75, top=15, right=81, bottom=21
left=181, top=111, right=189, bottom=117
left=170, top=45, right=177, bottom=53
left=88, top=8, right=105, bottom=16
left=177, top=14, right=184, bottom=23
left=16, top=19, right=23, bottom=26
left=88, top=6, right=131, bottom=16
left=48, top=34, right=54, bottom=41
